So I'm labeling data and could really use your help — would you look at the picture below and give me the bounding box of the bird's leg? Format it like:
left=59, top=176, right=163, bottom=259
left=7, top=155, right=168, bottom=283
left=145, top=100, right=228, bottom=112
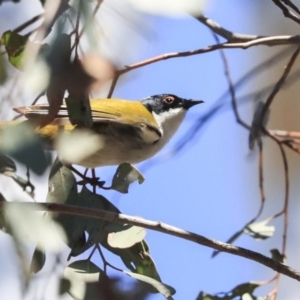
left=68, top=165, right=107, bottom=189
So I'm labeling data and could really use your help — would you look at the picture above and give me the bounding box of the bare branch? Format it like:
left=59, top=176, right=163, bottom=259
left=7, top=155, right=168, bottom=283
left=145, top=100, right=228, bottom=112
left=282, top=0, right=300, bottom=14
left=195, top=15, right=263, bottom=42
left=272, top=0, right=300, bottom=25
left=214, top=34, right=250, bottom=130
left=1, top=202, right=300, bottom=281
left=118, top=36, right=300, bottom=75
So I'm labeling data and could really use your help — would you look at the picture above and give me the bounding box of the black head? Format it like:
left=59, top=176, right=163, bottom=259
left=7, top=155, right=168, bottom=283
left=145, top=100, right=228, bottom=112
left=141, top=94, right=204, bottom=114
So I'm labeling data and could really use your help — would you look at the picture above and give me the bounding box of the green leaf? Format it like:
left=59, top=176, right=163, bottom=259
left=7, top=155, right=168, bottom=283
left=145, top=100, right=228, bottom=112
left=0, top=122, right=51, bottom=175
left=231, top=282, right=259, bottom=298
left=124, top=271, right=176, bottom=298
left=46, top=159, right=87, bottom=255
left=0, top=153, right=35, bottom=192
left=0, top=30, right=27, bottom=69
left=0, top=193, right=8, bottom=232
left=59, top=278, right=71, bottom=295
left=102, top=239, right=161, bottom=283
left=197, top=282, right=260, bottom=300
left=76, top=186, right=120, bottom=245
left=64, top=260, right=107, bottom=300
left=0, top=152, right=16, bottom=177
left=249, top=101, right=270, bottom=150
left=29, top=245, right=46, bottom=274
left=108, top=225, right=146, bottom=249
left=65, top=95, right=93, bottom=128
left=244, top=218, right=275, bottom=240
left=46, top=158, right=77, bottom=205
left=270, top=249, right=286, bottom=264
left=0, top=54, right=8, bottom=84
left=111, top=163, right=145, bottom=193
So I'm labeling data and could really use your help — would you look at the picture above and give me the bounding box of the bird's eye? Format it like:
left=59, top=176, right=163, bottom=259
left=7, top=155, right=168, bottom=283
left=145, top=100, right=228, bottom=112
left=163, top=96, right=175, bottom=104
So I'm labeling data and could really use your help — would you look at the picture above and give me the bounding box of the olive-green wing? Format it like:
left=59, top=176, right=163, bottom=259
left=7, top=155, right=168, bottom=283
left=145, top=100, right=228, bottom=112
left=13, top=98, right=162, bottom=143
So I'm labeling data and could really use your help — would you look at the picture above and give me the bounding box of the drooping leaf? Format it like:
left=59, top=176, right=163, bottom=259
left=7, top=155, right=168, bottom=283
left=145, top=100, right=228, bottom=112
left=56, top=128, right=103, bottom=166
left=102, top=239, right=161, bottom=286
left=0, top=193, right=8, bottom=231
left=108, top=225, right=146, bottom=249
left=64, top=259, right=107, bottom=300
left=0, top=30, right=27, bottom=69
left=65, top=95, right=93, bottom=128
left=0, top=122, right=51, bottom=174
left=29, top=245, right=46, bottom=274
left=270, top=248, right=286, bottom=264
left=197, top=282, right=260, bottom=300
left=59, top=278, right=71, bottom=295
left=230, top=282, right=260, bottom=298
left=249, top=101, right=270, bottom=150
left=46, top=158, right=77, bottom=205
left=244, top=218, right=275, bottom=240
left=0, top=54, right=8, bottom=84
left=43, top=33, right=71, bottom=125
left=5, top=202, right=66, bottom=252
left=76, top=186, right=121, bottom=245
left=46, top=159, right=87, bottom=255
left=0, top=153, right=35, bottom=193
left=0, top=152, right=16, bottom=177
left=111, top=163, right=145, bottom=193
left=124, top=271, right=176, bottom=298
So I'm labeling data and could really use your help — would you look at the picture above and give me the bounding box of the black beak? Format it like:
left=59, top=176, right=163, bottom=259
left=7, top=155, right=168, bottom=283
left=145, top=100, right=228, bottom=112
left=182, top=99, right=204, bottom=109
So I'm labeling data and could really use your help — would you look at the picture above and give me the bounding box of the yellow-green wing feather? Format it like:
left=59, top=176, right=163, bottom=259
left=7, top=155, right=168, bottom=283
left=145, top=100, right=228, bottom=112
left=14, top=99, right=159, bottom=130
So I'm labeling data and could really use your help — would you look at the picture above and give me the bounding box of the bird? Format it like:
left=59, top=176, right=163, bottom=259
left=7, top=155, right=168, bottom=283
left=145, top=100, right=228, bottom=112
left=12, top=94, right=203, bottom=168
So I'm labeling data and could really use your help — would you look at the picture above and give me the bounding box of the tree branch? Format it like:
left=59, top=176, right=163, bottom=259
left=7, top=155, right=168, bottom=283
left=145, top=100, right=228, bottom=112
left=118, top=36, right=300, bottom=75
left=272, top=0, right=300, bottom=25
left=195, top=15, right=263, bottom=42
left=1, top=201, right=300, bottom=282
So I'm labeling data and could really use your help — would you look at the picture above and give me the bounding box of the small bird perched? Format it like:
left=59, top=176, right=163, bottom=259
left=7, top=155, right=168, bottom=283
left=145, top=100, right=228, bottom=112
left=13, top=94, right=203, bottom=167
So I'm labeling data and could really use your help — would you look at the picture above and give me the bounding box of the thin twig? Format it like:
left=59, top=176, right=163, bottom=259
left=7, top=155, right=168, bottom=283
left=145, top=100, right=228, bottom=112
left=272, top=0, right=300, bottom=24
left=12, top=14, right=44, bottom=34
left=118, top=36, right=300, bottom=76
left=195, top=15, right=263, bottom=42
left=258, top=46, right=300, bottom=127
left=282, top=0, right=300, bottom=14
left=96, top=244, right=122, bottom=273
left=258, top=142, right=266, bottom=215
left=214, top=34, right=250, bottom=130
left=107, top=74, right=119, bottom=98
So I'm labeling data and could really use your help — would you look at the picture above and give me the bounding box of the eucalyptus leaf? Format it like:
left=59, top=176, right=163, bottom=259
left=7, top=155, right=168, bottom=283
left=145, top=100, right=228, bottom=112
left=46, top=159, right=87, bottom=255
left=0, top=152, right=16, bottom=177
left=111, top=163, right=145, bottom=193
left=0, top=122, right=51, bottom=175
left=244, top=218, right=275, bottom=240
left=76, top=186, right=120, bottom=245
left=102, top=239, right=161, bottom=283
left=0, top=54, right=7, bottom=84
left=64, top=259, right=106, bottom=300
left=29, top=245, right=46, bottom=274
left=270, top=249, right=286, bottom=264
left=108, top=225, right=146, bottom=249
left=59, top=278, right=71, bottom=295
left=231, top=282, right=259, bottom=298
left=65, top=95, right=93, bottom=128
left=124, top=271, right=176, bottom=298
left=0, top=30, right=27, bottom=69
left=46, top=158, right=77, bottom=205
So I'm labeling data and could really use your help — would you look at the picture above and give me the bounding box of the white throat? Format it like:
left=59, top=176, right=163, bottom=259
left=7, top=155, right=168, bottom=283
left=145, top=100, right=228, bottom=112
left=153, top=108, right=186, bottom=147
